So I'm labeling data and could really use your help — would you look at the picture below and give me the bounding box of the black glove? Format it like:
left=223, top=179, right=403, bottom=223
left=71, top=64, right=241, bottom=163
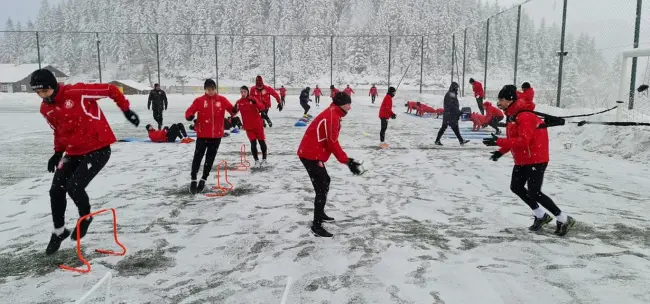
left=186, top=115, right=195, bottom=122
left=123, top=109, right=140, bottom=127
left=277, top=103, right=283, bottom=112
left=482, top=133, right=498, bottom=146
left=489, top=151, right=503, bottom=161
left=390, top=113, right=396, bottom=119
left=189, top=124, right=195, bottom=131
left=48, top=152, right=63, bottom=173
left=347, top=158, right=363, bottom=175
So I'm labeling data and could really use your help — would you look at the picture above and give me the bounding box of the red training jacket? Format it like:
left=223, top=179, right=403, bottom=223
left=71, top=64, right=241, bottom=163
left=330, top=88, right=339, bottom=99
left=379, top=94, right=395, bottom=119
left=250, top=83, right=281, bottom=109
left=297, top=104, right=349, bottom=164
left=40, top=83, right=131, bottom=156
left=148, top=129, right=168, bottom=143
left=185, top=94, right=234, bottom=138
left=369, top=87, right=378, bottom=96
left=497, top=100, right=549, bottom=165
left=483, top=102, right=504, bottom=120
left=235, top=97, right=265, bottom=130
left=313, top=88, right=322, bottom=97
left=472, top=81, right=485, bottom=98
left=344, top=87, right=355, bottom=95
left=278, top=87, right=287, bottom=97
left=517, top=88, right=536, bottom=110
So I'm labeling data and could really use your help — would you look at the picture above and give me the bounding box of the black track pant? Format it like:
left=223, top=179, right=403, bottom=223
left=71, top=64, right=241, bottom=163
left=300, top=158, right=330, bottom=223
left=250, top=139, right=267, bottom=161
left=380, top=118, right=388, bottom=142
left=510, top=163, right=562, bottom=216
left=153, top=109, right=163, bottom=130
left=476, top=97, right=484, bottom=115
left=166, top=123, right=188, bottom=142
left=281, top=95, right=286, bottom=107
left=50, top=146, right=111, bottom=229
left=315, top=96, right=320, bottom=105
left=261, top=110, right=272, bottom=126
left=301, top=102, right=311, bottom=115
left=488, top=116, right=503, bottom=133
left=371, top=95, right=376, bottom=103
left=435, top=116, right=464, bottom=143
left=191, top=138, right=222, bottom=180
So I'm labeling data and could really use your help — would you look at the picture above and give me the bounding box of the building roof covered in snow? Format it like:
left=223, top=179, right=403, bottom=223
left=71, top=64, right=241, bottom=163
left=111, top=80, right=153, bottom=91
left=0, top=64, right=67, bottom=83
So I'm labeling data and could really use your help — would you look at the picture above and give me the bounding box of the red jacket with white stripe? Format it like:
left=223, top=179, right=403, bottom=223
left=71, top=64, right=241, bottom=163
left=497, top=100, right=549, bottom=165
left=369, top=87, right=378, bottom=96
left=235, top=97, right=266, bottom=130
left=148, top=129, right=168, bottom=142
left=297, top=104, right=349, bottom=164
left=313, top=88, right=322, bottom=97
left=185, top=94, right=234, bottom=138
left=250, top=84, right=281, bottom=109
left=40, top=83, right=131, bottom=156
left=472, top=81, right=485, bottom=98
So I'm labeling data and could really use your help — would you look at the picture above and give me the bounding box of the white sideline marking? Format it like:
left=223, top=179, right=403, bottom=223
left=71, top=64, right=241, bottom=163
left=280, top=276, right=292, bottom=304
left=75, top=271, right=112, bottom=304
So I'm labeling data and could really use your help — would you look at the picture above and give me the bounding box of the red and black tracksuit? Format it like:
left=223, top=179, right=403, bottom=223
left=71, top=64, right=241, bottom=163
left=185, top=93, right=234, bottom=181
left=235, top=95, right=267, bottom=161
left=379, top=93, right=395, bottom=143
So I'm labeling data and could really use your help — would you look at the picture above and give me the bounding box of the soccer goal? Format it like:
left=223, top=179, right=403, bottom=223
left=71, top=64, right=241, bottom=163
left=617, top=47, right=650, bottom=122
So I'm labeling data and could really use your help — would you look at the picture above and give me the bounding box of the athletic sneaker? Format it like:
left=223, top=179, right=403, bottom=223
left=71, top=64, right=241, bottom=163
left=46, top=228, right=71, bottom=255
left=311, top=221, right=333, bottom=237
left=554, top=216, right=576, bottom=236
left=71, top=217, right=93, bottom=241
left=529, top=213, right=553, bottom=231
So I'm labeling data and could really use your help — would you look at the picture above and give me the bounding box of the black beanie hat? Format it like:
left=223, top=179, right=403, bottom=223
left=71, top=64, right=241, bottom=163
left=333, top=92, right=351, bottom=106
left=469, top=78, right=475, bottom=83
left=240, top=85, right=249, bottom=92
left=388, top=86, right=396, bottom=94
left=521, top=82, right=531, bottom=89
left=30, top=69, right=58, bottom=90
left=204, top=79, right=217, bottom=89
left=498, top=85, right=518, bottom=101
left=330, top=85, right=335, bottom=89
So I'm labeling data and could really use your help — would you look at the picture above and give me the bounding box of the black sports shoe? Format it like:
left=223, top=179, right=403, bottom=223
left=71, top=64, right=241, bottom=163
left=71, top=217, right=93, bottom=241
left=320, top=213, right=335, bottom=222
left=46, top=228, right=71, bottom=255
left=554, top=216, right=576, bottom=236
left=189, top=180, right=198, bottom=194
left=528, top=213, right=553, bottom=231
left=197, top=179, right=206, bottom=193
left=434, top=141, right=443, bottom=146
left=311, top=221, right=333, bottom=237
left=460, top=139, right=470, bottom=145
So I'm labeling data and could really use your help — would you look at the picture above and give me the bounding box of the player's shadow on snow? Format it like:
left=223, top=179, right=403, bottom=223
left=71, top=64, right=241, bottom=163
left=0, top=247, right=90, bottom=280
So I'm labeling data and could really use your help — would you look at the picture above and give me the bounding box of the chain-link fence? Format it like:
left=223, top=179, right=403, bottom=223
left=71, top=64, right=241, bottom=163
left=0, top=0, right=647, bottom=117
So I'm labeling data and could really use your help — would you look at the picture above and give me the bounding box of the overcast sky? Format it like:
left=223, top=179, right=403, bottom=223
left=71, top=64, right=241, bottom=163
left=1, top=0, right=646, bottom=51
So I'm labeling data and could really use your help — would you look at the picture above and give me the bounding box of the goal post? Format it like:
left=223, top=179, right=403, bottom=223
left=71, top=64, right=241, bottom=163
left=617, top=47, right=650, bottom=121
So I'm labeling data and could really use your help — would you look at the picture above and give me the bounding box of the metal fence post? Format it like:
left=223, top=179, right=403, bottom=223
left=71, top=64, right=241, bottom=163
left=95, top=32, right=102, bottom=83
left=629, top=0, right=643, bottom=110
left=451, top=34, right=455, bottom=84
left=272, top=35, right=276, bottom=88
left=420, top=35, right=424, bottom=94
left=215, top=35, right=219, bottom=90
left=556, top=0, right=568, bottom=107
left=388, top=36, right=392, bottom=87
left=462, top=28, right=467, bottom=97
left=514, top=5, right=521, bottom=85
left=330, top=36, right=334, bottom=87
left=155, top=34, right=161, bottom=85
left=483, top=19, right=490, bottom=97
left=36, top=32, right=42, bottom=69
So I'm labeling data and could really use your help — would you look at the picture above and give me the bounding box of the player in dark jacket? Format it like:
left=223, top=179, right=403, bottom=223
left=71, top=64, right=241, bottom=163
left=435, top=82, right=469, bottom=146
left=300, top=87, right=312, bottom=116
left=148, top=83, right=168, bottom=130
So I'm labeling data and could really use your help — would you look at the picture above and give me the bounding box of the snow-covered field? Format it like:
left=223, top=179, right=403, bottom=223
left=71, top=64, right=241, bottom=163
left=1, top=92, right=650, bottom=304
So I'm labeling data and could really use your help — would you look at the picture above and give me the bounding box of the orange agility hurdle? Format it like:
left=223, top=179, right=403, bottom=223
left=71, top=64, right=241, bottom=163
left=60, top=208, right=126, bottom=274
left=232, top=144, right=251, bottom=171
left=206, top=160, right=234, bottom=197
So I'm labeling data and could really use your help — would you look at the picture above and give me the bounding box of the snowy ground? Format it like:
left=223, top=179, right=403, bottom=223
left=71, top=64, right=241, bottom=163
left=1, top=93, right=650, bottom=304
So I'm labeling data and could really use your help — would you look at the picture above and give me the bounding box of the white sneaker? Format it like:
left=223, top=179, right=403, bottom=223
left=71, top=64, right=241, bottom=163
left=260, top=159, right=267, bottom=167
left=254, top=160, right=261, bottom=167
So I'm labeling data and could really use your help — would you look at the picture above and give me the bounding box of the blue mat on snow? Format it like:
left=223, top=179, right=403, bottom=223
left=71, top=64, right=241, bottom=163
left=119, top=137, right=152, bottom=143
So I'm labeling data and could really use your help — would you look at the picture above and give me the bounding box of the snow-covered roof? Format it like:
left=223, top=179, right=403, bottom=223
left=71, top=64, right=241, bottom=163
left=113, top=80, right=153, bottom=91
left=0, top=64, right=60, bottom=83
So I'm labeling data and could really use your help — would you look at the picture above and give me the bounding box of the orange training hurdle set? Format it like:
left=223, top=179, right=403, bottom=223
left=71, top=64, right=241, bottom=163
left=205, top=160, right=235, bottom=197
left=59, top=208, right=126, bottom=273
left=232, top=144, right=251, bottom=171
